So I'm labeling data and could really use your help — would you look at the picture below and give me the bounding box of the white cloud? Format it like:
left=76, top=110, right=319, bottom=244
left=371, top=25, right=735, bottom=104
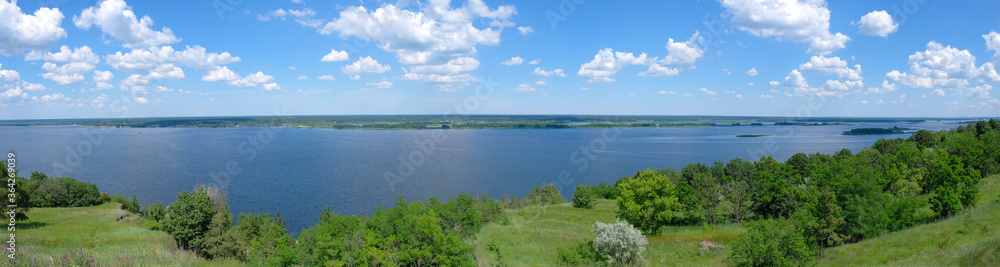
left=699, top=88, right=718, bottom=95
left=746, top=82, right=754, bottom=87
left=528, top=59, right=541, bottom=65
left=105, top=45, right=240, bottom=72
left=20, top=81, right=46, bottom=91
left=769, top=80, right=779, bottom=87
left=578, top=48, right=648, bottom=82
left=202, top=66, right=240, bottom=82
left=135, top=96, right=149, bottom=104
left=153, top=85, right=173, bottom=92
left=784, top=68, right=861, bottom=97
left=639, top=64, right=679, bottom=77
left=722, top=68, right=732, bottom=75
left=854, top=10, right=898, bottom=37
left=501, top=56, right=524, bottom=65
left=784, top=69, right=809, bottom=88
left=533, top=67, right=566, bottom=77
left=745, top=68, right=758, bottom=76
left=720, top=0, right=849, bottom=55
left=320, top=1, right=514, bottom=90
left=93, top=70, right=113, bottom=82
left=925, top=88, right=946, bottom=97
left=866, top=79, right=898, bottom=94
left=0, top=64, right=21, bottom=83
left=298, top=75, right=308, bottom=80
left=318, top=75, right=336, bottom=81
left=350, top=74, right=360, bottom=80
left=262, top=83, right=281, bottom=91
left=967, top=84, right=992, bottom=99
left=321, top=49, right=349, bottom=62
left=34, top=46, right=100, bottom=85
left=517, top=26, right=534, bottom=36
left=659, top=90, right=678, bottom=95
left=798, top=55, right=862, bottom=80
left=514, top=83, right=536, bottom=92
left=579, top=86, right=589, bottom=90
left=658, top=31, right=705, bottom=68
left=0, top=1, right=66, bottom=56
left=984, top=31, right=1000, bottom=62
left=39, top=92, right=67, bottom=102
left=260, top=8, right=323, bottom=27
left=756, top=94, right=774, bottom=99
left=535, top=80, right=546, bottom=86
left=886, top=41, right=1000, bottom=90
left=362, top=80, right=393, bottom=91
left=342, top=56, right=391, bottom=74
left=73, top=0, right=181, bottom=48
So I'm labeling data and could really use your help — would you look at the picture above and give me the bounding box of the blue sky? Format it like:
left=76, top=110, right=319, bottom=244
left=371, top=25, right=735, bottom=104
left=0, top=0, right=998, bottom=119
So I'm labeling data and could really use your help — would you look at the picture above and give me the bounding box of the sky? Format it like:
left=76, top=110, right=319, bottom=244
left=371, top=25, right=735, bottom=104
left=0, top=0, right=998, bottom=119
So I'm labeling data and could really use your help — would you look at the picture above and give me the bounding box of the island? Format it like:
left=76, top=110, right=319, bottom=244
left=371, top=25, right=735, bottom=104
left=842, top=126, right=908, bottom=135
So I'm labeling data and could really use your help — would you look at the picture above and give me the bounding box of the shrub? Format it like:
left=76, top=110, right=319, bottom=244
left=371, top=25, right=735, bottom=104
left=615, top=169, right=683, bottom=233
left=592, top=181, right=619, bottom=199
left=527, top=183, right=565, bottom=205
left=592, top=219, right=647, bottom=266
left=572, top=184, right=596, bottom=209
left=728, top=219, right=812, bottom=267
left=161, top=187, right=216, bottom=251
left=122, top=194, right=141, bottom=214
left=556, top=240, right=605, bottom=266
left=142, top=202, right=166, bottom=222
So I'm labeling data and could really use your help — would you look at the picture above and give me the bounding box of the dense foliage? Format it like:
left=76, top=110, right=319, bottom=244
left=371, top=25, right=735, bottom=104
left=728, top=219, right=812, bottom=267
left=572, top=184, right=597, bottom=209
left=526, top=183, right=565, bottom=205
left=615, top=169, right=683, bottom=233
left=22, top=172, right=101, bottom=208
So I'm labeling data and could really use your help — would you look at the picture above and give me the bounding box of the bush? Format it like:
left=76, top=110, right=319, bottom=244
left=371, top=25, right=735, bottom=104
left=161, top=187, right=216, bottom=251
left=122, top=194, right=141, bottom=214
left=592, top=219, right=647, bottom=266
left=527, top=183, right=565, bottom=205
left=728, top=219, right=813, bottom=267
left=142, top=202, right=166, bottom=222
left=592, top=181, right=619, bottom=199
left=615, top=169, right=683, bottom=233
left=572, top=184, right=596, bottom=209
left=556, top=240, right=605, bottom=266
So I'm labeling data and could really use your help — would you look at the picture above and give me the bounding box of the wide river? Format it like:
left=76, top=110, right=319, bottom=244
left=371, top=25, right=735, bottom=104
left=0, top=121, right=963, bottom=235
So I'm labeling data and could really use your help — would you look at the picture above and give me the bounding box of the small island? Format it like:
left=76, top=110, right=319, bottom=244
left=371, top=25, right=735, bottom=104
left=736, top=134, right=769, bottom=137
left=842, top=126, right=908, bottom=135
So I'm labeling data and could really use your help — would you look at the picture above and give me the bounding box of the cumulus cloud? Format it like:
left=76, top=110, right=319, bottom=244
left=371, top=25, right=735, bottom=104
left=0, top=1, right=67, bottom=56
left=93, top=70, right=113, bottom=82
left=362, top=80, right=393, bottom=91
left=720, top=0, right=849, bottom=55
left=105, top=45, right=241, bottom=72
left=0, top=64, right=21, bottom=83
left=321, top=49, right=349, bottom=62
left=783, top=68, right=861, bottom=97
left=501, top=56, right=523, bottom=65
left=317, top=75, right=336, bottom=81
left=984, top=31, right=1000, bottom=62
left=202, top=66, right=277, bottom=89
left=854, top=10, right=898, bottom=37
left=533, top=67, right=566, bottom=77
left=578, top=32, right=702, bottom=82
left=528, top=59, right=541, bottom=65
left=34, top=46, right=100, bottom=85
left=799, top=55, right=863, bottom=80
left=73, top=0, right=181, bottom=48
left=517, top=26, right=534, bottom=36
left=866, top=79, right=898, bottom=94
left=699, top=88, right=718, bottom=95
left=886, top=41, right=1000, bottom=91
left=320, top=1, right=514, bottom=90
left=342, top=56, right=391, bottom=74
left=514, top=83, right=536, bottom=92
left=769, top=80, right=779, bottom=87
left=745, top=68, right=759, bottom=76
left=298, top=75, right=308, bottom=80
left=967, top=84, right=992, bottom=99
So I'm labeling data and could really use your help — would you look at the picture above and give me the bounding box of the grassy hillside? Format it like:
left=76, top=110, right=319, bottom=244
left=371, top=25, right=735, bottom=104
left=819, top=174, right=1000, bottom=266
left=475, top=174, right=1000, bottom=266
left=11, top=203, right=240, bottom=266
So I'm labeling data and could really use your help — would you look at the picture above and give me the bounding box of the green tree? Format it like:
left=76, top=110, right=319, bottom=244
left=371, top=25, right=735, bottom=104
left=907, top=129, right=941, bottom=149
left=161, top=186, right=216, bottom=251
left=572, top=184, right=596, bottom=209
left=527, top=183, right=565, bottom=205
left=728, top=219, right=813, bottom=267
left=200, top=197, right=239, bottom=260
left=616, top=169, right=683, bottom=233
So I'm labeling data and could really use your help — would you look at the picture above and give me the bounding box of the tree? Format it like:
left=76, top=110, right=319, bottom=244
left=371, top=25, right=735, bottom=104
left=691, top=171, right=722, bottom=224
left=811, top=190, right=845, bottom=255
left=161, top=186, right=216, bottom=251
left=592, top=219, right=647, bottom=266
left=142, top=202, right=166, bottom=222
left=723, top=158, right=757, bottom=223
left=572, top=184, right=596, bottom=209
left=2, top=167, right=30, bottom=220
left=615, top=169, right=683, bottom=233
left=907, top=129, right=941, bottom=149
left=728, top=219, right=812, bottom=267
left=527, top=183, right=565, bottom=205
left=200, top=197, right=239, bottom=260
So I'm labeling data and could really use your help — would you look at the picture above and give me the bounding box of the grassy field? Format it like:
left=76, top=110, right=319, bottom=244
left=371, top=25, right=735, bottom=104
left=10, top=202, right=240, bottom=266
left=475, top=174, right=1000, bottom=266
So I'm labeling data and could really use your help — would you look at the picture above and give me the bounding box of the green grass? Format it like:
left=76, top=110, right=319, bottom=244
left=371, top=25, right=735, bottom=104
left=475, top=174, right=1000, bottom=266
left=473, top=200, right=737, bottom=266
left=818, top=174, right=1000, bottom=266
left=11, top=202, right=242, bottom=266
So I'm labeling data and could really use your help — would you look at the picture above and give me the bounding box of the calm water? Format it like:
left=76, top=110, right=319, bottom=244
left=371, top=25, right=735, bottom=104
left=0, top=121, right=962, bottom=235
